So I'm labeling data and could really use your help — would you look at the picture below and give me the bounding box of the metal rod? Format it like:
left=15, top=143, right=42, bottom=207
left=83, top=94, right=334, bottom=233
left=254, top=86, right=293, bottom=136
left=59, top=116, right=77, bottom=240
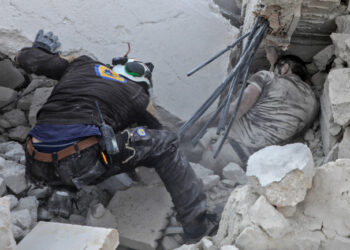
left=186, top=31, right=252, bottom=77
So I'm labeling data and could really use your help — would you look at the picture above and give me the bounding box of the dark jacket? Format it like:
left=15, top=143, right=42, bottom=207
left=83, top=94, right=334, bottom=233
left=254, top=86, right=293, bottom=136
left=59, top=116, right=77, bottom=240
left=17, top=47, right=161, bottom=131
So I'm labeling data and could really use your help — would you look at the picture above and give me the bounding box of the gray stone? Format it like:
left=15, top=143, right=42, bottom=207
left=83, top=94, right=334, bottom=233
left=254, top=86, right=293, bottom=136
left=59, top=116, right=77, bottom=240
left=38, top=208, right=54, bottom=221
left=313, top=45, right=335, bottom=71
left=69, top=214, right=86, bottom=225
left=330, top=124, right=342, bottom=136
left=0, top=157, right=27, bottom=194
left=11, top=209, right=32, bottom=234
left=249, top=196, right=291, bottom=239
left=137, top=167, right=163, bottom=186
left=191, top=163, right=214, bottom=179
left=331, top=33, right=350, bottom=67
left=202, top=175, right=220, bottom=191
left=338, top=127, right=350, bottom=159
left=16, top=196, right=39, bottom=224
left=335, top=15, right=350, bottom=34
left=247, top=143, right=315, bottom=207
left=220, top=246, right=239, bottom=250
left=108, top=185, right=173, bottom=250
left=221, top=179, right=236, bottom=188
left=17, top=93, right=33, bottom=111
left=8, top=125, right=31, bottom=142
left=222, top=163, right=247, bottom=185
left=0, top=176, right=6, bottom=196
left=235, top=225, right=270, bottom=250
left=202, top=238, right=217, bottom=250
left=4, top=194, right=18, bottom=210
left=27, top=186, right=51, bottom=199
left=304, top=159, right=350, bottom=238
left=162, top=236, right=181, bottom=250
left=333, top=57, right=346, bottom=69
left=28, top=87, right=53, bottom=126
left=324, top=68, right=350, bottom=127
left=0, top=87, right=17, bottom=109
left=17, top=221, right=119, bottom=250
left=3, top=109, right=27, bottom=127
left=311, top=72, right=328, bottom=93
left=97, top=173, right=133, bottom=195
left=164, top=226, right=183, bottom=235
left=0, top=116, right=11, bottom=129
left=11, top=223, right=25, bottom=241
left=0, top=197, right=16, bottom=250
left=86, top=203, right=118, bottom=229
left=277, top=206, right=297, bottom=218
left=22, top=77, right=56, bottom=96
left=306, top=62, right=318, bottom=76
left=303, top=129, right=315, bottom=142
left=0, top=59, right=25, bottom=89
left=0, top=141, right=25, bottom=163
left=323, top=143, right=339, bottom=164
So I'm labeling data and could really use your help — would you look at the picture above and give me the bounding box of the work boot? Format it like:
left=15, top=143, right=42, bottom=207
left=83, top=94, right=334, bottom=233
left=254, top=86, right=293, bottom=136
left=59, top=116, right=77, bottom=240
left=183, top=213, right=219, bottom=244
left=47, top=190, right=73, bottom=218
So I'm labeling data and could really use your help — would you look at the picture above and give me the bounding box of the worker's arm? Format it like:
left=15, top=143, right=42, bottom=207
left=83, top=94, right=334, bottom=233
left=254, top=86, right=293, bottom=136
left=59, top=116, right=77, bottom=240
left=16, top=47, right=69, bottom=80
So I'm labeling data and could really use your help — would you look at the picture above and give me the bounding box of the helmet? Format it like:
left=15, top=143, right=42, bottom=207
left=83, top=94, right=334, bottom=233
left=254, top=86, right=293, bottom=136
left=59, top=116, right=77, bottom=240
left=112, top=59, right=154, bottom=90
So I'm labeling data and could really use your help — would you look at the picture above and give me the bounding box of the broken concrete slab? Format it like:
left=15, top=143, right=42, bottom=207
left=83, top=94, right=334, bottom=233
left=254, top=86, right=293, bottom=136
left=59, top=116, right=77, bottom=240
left=313, top=45, right=335, bottom=71
left=86, top=203, right=118, bottom=229
left=8, top=126, right=31, bottom=143
left=0, top=87, right=17, bottom=109
left=3, top=109, right=27, bottom=127
left=0, top=156, right=27, bottom=194
left=336, top=15, right=350, bottom=34
left=249, top=196, right=291, bottom=239
left=108, top=185, right=173, bottom=250
left=0, top=197, right=16, bottom=250
left=325, top=68, right=350, bottom=127
left=0, top=141, right=25, bottom=163
left=28, top=87, right=53, bottom=126
left=222, top=163, right=247, bottom=186
left=0, top=59, right=25, bottom=89
left=17, top=93, right=33, bottom=111
left=17, top=221, right=119, bottom=250
left=247, top=143, right=315, bottom=207
left=331, top=33, right=350, bottom=66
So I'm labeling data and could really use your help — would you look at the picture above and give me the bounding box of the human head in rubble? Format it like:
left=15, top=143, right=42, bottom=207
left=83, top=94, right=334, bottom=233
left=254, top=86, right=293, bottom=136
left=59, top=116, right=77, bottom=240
left=274, top=54, right=308, bottom=81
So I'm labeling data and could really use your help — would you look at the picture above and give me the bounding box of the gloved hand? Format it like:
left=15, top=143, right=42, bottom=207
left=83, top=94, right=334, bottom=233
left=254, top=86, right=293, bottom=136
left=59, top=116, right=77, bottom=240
left=33, top=29, right=61, bottom=53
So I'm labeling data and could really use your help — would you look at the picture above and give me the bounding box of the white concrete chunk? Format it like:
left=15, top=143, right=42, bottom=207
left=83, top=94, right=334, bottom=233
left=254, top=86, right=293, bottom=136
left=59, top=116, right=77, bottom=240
left=222, top=163, right=247, bottom=185
left=108, top=185, right=173, bottom=250
left=336, top=15, right=350, bottom=33
left=0, top=141, right=25, bottom=164
left=16, top=196, right=39, bottom=225
left=249, top=196, right=291, bottom=239
left=0, top=156, right=27, bottom=194
left=0, top=197, right=16, bottom=250
left=17, top=221, right=119, bottom=250
left=202, top=175, right=220, bottom=191
left=331, top=33, right=350, bottom=67
left=220, top=246, right=239, bottom=250
left=191, top=163, right=214, bottom=179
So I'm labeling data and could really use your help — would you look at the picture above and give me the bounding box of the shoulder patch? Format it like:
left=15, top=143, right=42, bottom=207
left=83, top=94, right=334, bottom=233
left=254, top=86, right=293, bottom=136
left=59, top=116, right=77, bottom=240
left=94, top=64, right=127, bottom=83
left=136, top=128, right=146, bottom=137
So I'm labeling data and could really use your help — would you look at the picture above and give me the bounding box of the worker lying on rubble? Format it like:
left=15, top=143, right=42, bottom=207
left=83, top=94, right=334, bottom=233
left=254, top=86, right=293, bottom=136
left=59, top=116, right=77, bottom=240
left=16, top=30, right=215, bottom=241
left=184, top=47, right=319, bottom=170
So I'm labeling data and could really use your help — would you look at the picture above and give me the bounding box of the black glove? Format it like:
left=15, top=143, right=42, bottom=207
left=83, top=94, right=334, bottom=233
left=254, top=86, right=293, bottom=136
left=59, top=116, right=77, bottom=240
left=33, top=29, right=61, bottom=53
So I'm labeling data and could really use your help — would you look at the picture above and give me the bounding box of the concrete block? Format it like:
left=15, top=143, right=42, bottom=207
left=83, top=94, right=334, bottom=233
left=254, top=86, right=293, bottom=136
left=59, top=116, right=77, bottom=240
left=249, top=196, right=291, bottom=239
left=16, top=196, right=39, bottom=224
left=313, top=45, right=334, bottom=71
left=191, top=163, right=214, bottom=179
left=3, top=109, right=27, bottom=127
left=0, top=86, right=17, bottom=109
left=0, top=59, right=25, bottom=89
left=108, top=185, right=173, bottom=250
left=0, top=141, right=25, bottom=163
left=0, top=176, right=6, bottom=196
left=17, top=93, right=33, bottom=111
left=202, top=175, right=220, bottom=191
left=222, top=163, right=247, bottom=185
left=0, top=197, right=16, bottom=250
left=338, top=127, right=350, bottom=159
left=28, top=87, right=53, bottom=126
left=247, top=143, right=315, bottom=207
left=11, top=209, right=32, bottom=237
left=161, top=236, right=181, bottom=250
left=4, top=194, right=18, bottom=210
left=17, top=221, right=119, bottom=250
left=331, top=33, right=350, bottom=67
left=0, top=156, right=27, bottom=194
left=335, top=15, right=350, bottom=34
left=8, top=126, right=31, bottom=143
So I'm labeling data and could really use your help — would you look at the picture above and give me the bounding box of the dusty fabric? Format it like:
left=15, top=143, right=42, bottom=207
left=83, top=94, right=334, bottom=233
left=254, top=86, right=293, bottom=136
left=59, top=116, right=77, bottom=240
left=229, top=70, right=318, bottom=157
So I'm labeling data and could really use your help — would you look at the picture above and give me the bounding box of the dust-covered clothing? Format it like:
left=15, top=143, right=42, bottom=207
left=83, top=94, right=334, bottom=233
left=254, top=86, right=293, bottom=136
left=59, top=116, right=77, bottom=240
left=229, top=70, right=318, bottom=161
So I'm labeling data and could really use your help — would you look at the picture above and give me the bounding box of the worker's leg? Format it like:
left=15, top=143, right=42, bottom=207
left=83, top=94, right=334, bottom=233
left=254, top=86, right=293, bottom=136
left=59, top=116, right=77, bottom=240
left=121, top=128, right=207, bottom=228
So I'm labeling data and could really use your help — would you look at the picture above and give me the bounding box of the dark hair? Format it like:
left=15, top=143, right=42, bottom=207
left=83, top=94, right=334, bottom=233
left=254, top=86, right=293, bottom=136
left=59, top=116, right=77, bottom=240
left=274, top=55, right=308, bottom=81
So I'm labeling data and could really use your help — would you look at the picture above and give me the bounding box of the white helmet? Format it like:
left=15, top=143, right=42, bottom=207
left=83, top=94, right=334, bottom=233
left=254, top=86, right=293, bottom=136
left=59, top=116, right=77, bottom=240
left=112, top=59, right=153, bottom=90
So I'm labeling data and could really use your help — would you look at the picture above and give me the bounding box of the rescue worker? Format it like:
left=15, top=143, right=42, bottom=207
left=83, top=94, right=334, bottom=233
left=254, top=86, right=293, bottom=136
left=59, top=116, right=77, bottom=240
left=185, top=47, right=319, bottom=170
left=17, top=30, right=213, bottom=241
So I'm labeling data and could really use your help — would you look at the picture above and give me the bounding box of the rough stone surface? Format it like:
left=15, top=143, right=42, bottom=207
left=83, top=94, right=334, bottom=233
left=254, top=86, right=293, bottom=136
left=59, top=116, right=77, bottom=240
left=17, top=221, right=119, bottom=250
left=0, top=176, right=6, bottom=196
left=338, top=126, right=350, bottom=159
left=3, top=109, right=27, bottom=127
left=222, top=163, right=247, bottom=186
left=86, top=203, right=118, bottom=229
left=331, top=33, right=350, bottom=67
left=28, top=87, right=53, bottom=126
left=11, top=209, right=32, bottom=240
left=336, top=15, right=350, bottom=34
left=202, top=175, right=220, bottom=191
left=0, top=156, right=27, bottom=194
left=97, top=173, right=133, bottom=195
left=0, top=197, right=16, bottom=250
left=17, top=93, right=33, bottom=111
left=162, top=236, right=182, bottom=250
left=191, top=163, right=214, bottom=179
left=5, top=194, right=18, bottom=210
left=220, top=246, right=239, bottom=250
left=0, top=87, right=17, bottom=109
left=313, top=45, right=335, bottom=71
left=0, top=59, right=25, bottom=89
left=0, top=141, right=25, bottom=163
left=108, top=185, right=173, bottom=250
left=0, top=0, right=236, bottom=120
left=8, top=125, right=31, bottom=143
left=15, top=196, right=39, bottom=225
left=249, top=196, right=290, bottom=239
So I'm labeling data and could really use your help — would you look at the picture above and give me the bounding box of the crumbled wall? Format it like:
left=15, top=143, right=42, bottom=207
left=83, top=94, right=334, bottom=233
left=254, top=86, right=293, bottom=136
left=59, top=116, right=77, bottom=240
left=0, top=0, right=237, bottom=120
